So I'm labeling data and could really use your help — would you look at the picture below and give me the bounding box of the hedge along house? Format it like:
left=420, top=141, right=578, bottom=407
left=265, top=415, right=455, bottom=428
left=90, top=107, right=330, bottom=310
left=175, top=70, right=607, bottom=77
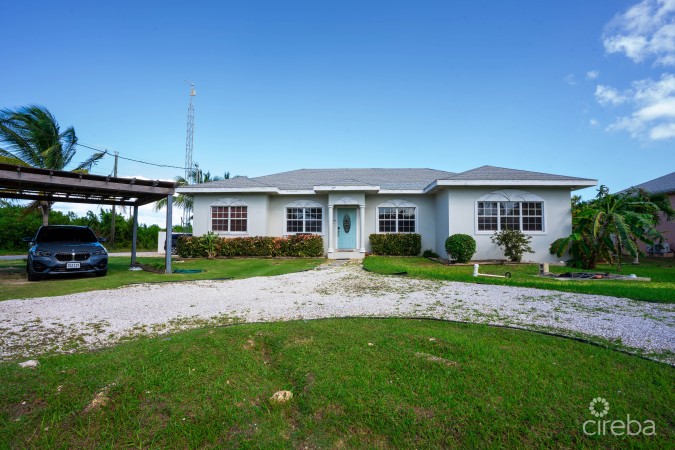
left=177, top=166, right=596, bottom=262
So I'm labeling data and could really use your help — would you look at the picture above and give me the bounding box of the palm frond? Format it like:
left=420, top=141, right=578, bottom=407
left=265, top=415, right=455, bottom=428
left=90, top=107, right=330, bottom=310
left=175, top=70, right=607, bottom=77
left=0, top=151, right=30, bottom=166
left=73, top=150, right=106, bottom=172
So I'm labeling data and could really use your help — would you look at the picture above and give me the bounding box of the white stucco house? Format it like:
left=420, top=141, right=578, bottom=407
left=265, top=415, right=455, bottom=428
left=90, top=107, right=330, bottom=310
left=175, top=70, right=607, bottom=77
left=177, top=166, right=596, bottom=262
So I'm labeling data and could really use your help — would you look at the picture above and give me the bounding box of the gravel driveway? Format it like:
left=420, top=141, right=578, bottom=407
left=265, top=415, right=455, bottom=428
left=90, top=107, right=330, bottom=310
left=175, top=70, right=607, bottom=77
left=1, top=262, right=673, bottom=364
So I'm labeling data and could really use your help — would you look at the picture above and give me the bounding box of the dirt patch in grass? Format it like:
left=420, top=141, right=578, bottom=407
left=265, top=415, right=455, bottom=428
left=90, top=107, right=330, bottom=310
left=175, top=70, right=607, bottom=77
left=414, top=351, right=459, bottom=367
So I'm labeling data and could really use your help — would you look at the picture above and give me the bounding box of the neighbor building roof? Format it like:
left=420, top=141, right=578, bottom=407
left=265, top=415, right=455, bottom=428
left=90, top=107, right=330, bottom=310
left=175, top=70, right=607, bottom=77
left=624, top=172, right=675, bottom=195
left=178, top=165, right=596, bottom=193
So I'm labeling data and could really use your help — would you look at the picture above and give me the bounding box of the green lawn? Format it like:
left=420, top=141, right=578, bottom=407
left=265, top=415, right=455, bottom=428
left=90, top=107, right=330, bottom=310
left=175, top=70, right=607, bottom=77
left=363, top=256, right=675, bottom=303
left=0, top=257, right=324, bottom=301
left=1, top=318, right=671, bottom=448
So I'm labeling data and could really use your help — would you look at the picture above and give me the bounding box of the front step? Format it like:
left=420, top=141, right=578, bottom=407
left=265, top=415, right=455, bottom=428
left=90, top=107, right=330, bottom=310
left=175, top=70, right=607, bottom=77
left=327, top=250, right=365, bottom=260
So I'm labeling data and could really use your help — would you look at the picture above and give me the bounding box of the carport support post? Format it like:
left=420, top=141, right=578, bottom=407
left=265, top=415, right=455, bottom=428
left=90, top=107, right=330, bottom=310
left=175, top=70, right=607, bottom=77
left=131, top=205, right=139, bottom=266
left=165, top=194, right=173, bottom=274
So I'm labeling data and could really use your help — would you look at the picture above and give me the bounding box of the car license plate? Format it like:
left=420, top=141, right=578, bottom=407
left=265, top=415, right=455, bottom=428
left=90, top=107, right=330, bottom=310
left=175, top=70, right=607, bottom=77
left=66, top=262, right=80, bottom=269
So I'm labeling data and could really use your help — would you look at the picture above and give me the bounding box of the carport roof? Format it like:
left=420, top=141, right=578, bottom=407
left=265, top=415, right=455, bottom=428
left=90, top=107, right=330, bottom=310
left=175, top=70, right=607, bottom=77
left=0, top=163, right=176, bottom=206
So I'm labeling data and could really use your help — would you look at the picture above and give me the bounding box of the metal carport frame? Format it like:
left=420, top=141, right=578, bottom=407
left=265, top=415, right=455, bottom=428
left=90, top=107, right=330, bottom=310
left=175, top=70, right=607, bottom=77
left=0, top=163, right=177, bottom=273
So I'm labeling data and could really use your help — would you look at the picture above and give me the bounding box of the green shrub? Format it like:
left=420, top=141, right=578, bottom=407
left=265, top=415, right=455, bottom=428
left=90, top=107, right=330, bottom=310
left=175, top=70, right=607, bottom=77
left=369, top=234, right=421, bottom=256
left=177, top=235, right=207, bottom=258
left=549, top=237, right=584, bottom=268
left=491, top=229, right=534, bottom=262
left=202, top=231, right=220, bottom=258
left=445, top=234, right=476, bottom=263
left=422, top=249, right=439, bottom=258
left=176, top=235, right=324, bottom=258
left=276, top=235, right=325, bottom=257
left=221, top=236, right=276, bottom=257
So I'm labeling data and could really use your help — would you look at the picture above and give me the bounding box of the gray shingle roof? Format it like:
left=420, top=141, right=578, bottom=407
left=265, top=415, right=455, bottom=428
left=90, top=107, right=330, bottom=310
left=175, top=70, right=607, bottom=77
left=204, top=176, right=270, bottom=188
left=445, top=165, right=595, bottom=182
left=625, top=172, right=675, bottom=195
left=180, top=165, right=594, bottom=191
left=191, top=168, right=456, bottom=191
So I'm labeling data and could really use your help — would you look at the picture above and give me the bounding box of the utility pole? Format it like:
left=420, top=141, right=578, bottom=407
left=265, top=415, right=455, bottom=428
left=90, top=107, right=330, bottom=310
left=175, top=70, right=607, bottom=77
left=110, top=151, right=119, bottom=249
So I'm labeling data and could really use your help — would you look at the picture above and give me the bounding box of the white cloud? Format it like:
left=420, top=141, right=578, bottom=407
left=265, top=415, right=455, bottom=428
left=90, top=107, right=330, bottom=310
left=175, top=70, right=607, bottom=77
left=649, top=121, right=675, bottom=138
left=601, top=74, right=675, bottom=140
left=603, top=0, right=675, bottom=66
left=586, top=70, right=600, bottom=80
left=595, top=84, right=628, bottom=105
left=590, top=118, right=600, bottom=126
left=595, top=2, right=675, bottom=140
left=634, top=96, right=675, bottom=120
left=564, top=74, right=577, bottom=85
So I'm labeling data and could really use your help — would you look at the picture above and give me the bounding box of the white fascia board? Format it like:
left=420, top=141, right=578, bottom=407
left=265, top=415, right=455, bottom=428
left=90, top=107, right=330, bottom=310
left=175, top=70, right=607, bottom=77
left=423, top=181, right=438, bottom=193
left=377, top=189, right=426, bottom=194
left=176, top=187, right=280, bottom=194
left=430, top=179, right=597, bottom=188
left=313, top=185, right=380, bottom=192
left=277, top=190, right=316, bottom=195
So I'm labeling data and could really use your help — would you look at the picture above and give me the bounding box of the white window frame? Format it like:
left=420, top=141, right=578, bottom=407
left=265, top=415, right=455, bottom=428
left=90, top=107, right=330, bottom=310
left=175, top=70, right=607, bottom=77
left=376, top=200, right=418, bottom=234
left=284, top=200, right=325, bottom=235
left=474, top=190, right=546, bottom=235
left=209, top=198, right=249, bottom=235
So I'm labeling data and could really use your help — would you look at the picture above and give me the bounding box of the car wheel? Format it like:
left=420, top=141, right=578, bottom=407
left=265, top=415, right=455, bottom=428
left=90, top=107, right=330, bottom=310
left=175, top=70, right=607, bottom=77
left=95, top=269, right=108, bottom=277
left=27, top=263, right=41, bottom=282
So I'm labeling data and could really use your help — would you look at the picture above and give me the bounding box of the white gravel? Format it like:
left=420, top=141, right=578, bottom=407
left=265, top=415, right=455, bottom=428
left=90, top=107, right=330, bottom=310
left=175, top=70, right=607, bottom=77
left=1, top=262, right=673, bottom=363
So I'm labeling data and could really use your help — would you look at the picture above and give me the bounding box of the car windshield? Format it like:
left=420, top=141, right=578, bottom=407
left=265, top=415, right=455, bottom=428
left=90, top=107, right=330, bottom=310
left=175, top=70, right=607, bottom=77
left=35, top=227, right=98, bottom=243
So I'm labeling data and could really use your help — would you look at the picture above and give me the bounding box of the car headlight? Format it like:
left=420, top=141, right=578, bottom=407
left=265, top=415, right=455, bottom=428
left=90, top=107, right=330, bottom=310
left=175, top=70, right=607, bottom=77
left=34, top=250, right=53, bottom=257
left=92, top=249, right=108, bottom=256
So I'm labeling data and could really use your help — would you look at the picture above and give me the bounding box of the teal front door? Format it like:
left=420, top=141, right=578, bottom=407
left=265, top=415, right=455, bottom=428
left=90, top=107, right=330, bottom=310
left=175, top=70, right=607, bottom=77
left=337, top=208, right=357, bottom=249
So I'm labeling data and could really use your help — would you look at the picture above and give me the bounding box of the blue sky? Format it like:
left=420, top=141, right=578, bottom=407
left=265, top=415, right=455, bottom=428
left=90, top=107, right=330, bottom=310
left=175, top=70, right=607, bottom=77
left=2, top=1, right=674, bottom=225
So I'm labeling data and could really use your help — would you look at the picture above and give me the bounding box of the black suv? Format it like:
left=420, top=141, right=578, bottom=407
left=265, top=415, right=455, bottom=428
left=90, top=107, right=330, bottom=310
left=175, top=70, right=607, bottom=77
left=24, top=226, right=108, bottom=281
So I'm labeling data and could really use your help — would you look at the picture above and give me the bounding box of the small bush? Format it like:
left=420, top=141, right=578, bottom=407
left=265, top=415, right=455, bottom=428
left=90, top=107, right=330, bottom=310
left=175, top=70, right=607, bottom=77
left=177, top=235, right=324, bottom=258
left=275, top=234, right=325, bottom=257
left=221, top=236, right=276, bottom=257
left=202, top=231, right=220, bottom=258
left=369, top=234, right=422, bottom=256
left=445, top=234, right=476, bottom=263
left=550, top=237, right=587, bottom=269
left=422, top=249, right=439, bottom=258
left=491, top=229, right=534, bottom=262
left=177, top=235, right=206, bottom=258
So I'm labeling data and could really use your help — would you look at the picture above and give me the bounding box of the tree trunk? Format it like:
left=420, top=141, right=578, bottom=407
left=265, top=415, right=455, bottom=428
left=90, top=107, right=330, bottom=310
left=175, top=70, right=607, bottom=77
left=631, top=238, right=640, bottom=265
left=38, top=201, right=51, bottom=226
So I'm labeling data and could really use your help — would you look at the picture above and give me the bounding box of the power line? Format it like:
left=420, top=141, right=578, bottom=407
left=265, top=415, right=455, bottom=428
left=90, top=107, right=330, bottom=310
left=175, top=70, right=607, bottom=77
left=75, top=143, right=188, bottom=170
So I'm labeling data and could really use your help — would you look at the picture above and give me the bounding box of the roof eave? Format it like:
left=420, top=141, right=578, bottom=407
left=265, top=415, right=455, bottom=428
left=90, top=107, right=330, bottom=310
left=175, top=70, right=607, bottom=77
left=313, top=185, right=381, bottom=192
left=177, top=187, right=280, bottom=194
left=429, top=179, right=597, bottom=189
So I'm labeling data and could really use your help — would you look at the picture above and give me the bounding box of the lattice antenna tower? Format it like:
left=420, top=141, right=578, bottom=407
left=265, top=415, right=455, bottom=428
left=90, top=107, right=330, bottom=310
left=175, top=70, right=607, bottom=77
left=183, top=82, right=196, bottom=226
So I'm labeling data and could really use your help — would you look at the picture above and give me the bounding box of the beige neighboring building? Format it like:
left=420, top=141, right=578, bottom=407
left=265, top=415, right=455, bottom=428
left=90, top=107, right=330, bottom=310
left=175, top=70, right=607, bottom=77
left=625, top=172, right=675, bottom=255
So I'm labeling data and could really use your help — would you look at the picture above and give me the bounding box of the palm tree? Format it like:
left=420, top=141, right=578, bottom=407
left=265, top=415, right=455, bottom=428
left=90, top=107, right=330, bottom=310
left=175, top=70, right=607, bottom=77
left=551, top=186, right=666, bottom=270
left=0, top=105, right=105, bottom=225
left=154, top=170, right=229, bottom=214
left=621, top=187, right=675, bottom=264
